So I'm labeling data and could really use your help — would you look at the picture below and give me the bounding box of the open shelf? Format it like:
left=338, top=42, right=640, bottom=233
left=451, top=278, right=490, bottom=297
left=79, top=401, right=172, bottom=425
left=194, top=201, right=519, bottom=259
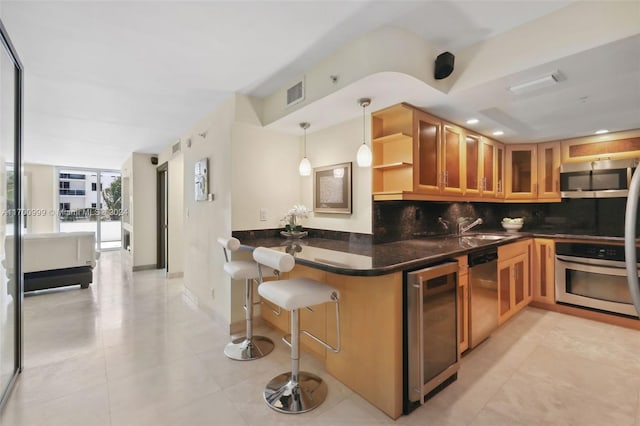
left=372, top=132, right=412, bottom=144
left=373, top=162, right=413, bottom=170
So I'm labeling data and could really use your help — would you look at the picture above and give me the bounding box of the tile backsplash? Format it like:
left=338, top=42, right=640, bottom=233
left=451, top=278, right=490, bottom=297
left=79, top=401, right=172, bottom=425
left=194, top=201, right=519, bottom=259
left=373, top=198, right=635, bottom=243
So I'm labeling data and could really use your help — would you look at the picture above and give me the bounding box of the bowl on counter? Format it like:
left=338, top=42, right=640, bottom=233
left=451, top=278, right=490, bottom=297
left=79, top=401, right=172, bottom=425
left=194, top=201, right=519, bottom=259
left=501, top=218, right=523, bottom=232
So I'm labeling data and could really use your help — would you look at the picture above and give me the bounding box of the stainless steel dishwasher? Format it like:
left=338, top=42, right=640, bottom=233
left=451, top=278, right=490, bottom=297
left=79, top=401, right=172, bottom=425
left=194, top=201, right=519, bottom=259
left=468, top=248, right=498, bottom=349
left=405, top=262, right=459, bottom=413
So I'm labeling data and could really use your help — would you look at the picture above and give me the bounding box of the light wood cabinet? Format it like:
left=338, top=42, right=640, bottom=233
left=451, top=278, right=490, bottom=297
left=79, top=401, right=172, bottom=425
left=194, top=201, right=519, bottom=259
left=441, top=123, right=465, bottom=195
left=533, top=238, right=556, bottom=304
left=506, top=144, right=538, bottom=199
left=497, top=240, right=531, bottom=325
left=537, top=142, right=561, bottom=200
left=371, top=104, right=415, bottom=195
left=464, top=131, right=481, bottom=197
left=456, top=255, right=469, bottom=354
left=496, top=142, right=505, bottom=197
left=414, top=110, right=444, bottom=194
left=560, top=129, right=640, bottom=163
left=506, top=143, right=561, bottom=201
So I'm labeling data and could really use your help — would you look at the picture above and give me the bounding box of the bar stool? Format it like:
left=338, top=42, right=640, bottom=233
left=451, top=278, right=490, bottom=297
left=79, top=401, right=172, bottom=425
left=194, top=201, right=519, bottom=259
left=218, top=237, right=275, bottom=361
left=253, top=246, right=341, bottom=414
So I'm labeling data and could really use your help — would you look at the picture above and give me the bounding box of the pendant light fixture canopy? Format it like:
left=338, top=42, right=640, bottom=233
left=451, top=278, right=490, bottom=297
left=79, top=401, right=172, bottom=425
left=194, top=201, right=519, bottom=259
left=298, top=122, right=311, bottom=176
left=357, top=98, right=372, bottom=167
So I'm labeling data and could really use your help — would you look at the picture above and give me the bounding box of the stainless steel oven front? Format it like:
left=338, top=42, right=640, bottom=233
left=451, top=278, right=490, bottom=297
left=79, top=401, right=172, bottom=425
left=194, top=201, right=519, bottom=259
left=555, top=242, right=640, bottom=318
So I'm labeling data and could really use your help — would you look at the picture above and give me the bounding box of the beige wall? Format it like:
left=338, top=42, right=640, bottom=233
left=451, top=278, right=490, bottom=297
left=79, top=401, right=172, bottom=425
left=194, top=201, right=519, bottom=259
left=181, top=95, right=235, bottom=324
left=169, top=93, right=375, bottom=327
left=24, top=163, right=57, bottom=234
left=167, top=153, right=184, bottom=275
left=301, top=116, right=372, bottom=234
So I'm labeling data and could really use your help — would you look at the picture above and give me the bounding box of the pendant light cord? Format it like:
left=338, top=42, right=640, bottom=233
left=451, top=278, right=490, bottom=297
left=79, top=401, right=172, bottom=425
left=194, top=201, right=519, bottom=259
left=304, top=126, right=307, bottom=157
left=362, top=103, right=366, bottom=145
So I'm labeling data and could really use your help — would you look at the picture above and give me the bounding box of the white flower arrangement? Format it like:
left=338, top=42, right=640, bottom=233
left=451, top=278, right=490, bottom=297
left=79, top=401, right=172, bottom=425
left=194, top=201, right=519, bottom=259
left=282, top=204, right=309, bottom=232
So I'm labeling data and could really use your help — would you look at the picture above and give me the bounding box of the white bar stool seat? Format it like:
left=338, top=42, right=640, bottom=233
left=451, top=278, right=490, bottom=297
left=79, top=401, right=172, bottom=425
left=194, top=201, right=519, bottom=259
left=218, top=237, right=275, bottom=361
left=253, top=246, right=341, bottom=414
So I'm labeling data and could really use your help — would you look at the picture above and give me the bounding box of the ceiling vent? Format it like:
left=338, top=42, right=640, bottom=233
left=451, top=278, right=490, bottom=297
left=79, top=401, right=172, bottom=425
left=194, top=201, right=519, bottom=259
left=172, top=140, right=181, bottom=154
left=508, top=71, right=561, bottom=94
left=286, top=78, right=305, bottom=107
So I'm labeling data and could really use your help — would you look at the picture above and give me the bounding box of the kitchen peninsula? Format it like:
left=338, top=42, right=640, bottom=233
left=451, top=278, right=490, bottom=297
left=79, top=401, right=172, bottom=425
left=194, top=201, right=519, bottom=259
left=237, top=232, right=523, bottom=419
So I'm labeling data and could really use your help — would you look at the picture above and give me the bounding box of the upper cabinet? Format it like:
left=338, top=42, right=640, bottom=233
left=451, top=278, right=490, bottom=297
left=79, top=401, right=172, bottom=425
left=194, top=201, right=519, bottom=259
left=371, top=104, right=415, bottom=197
left=506, top=144, right=537, bottom=199
left=440, top=123, right=464, bottom=195
left=414, top=109, right=443, bottom=194
left=371, top=103, right=635, bottom=203
left=537, top=142, right=561, bottom=200
left=506, top=142, right=561, bottom=202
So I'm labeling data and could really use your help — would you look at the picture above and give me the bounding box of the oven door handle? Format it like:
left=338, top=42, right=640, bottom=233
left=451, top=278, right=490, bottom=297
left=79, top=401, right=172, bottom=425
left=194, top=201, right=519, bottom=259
left=555, top=255, right=630, bottom=269
left=625, top=166, right=640, bottom=316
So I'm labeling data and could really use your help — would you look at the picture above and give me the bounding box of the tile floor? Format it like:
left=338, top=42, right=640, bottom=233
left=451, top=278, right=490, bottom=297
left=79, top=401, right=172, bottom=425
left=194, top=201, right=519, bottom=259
left=1, top=251, right=640, bottom=426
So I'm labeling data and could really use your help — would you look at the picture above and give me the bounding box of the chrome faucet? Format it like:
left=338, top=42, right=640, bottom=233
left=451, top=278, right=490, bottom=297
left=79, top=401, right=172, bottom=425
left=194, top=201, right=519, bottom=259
left=438, top=217, right=449, bottom=232
left=458, top=217, right=483, bottom=235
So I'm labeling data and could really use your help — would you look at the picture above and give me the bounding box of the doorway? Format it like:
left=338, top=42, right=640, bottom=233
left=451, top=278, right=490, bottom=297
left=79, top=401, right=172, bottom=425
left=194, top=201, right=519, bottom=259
left=157, top=162, right=168, bottom=270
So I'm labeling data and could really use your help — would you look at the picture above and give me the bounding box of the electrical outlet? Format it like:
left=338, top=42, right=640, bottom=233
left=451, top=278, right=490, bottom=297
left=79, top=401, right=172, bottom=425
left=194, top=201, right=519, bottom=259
left=259, top=208, right=267, bottom=221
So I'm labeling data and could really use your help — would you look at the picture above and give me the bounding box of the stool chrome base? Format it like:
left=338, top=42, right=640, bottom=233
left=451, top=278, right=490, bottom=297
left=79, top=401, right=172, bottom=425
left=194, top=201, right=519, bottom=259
left=263, top=371, right=328, bottom=413
left=224, top=336, right=274, bottom=361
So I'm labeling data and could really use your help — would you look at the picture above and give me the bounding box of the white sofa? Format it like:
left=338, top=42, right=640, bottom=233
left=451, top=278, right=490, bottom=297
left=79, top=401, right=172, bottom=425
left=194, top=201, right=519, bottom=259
left=21, top=232, right=97, bottom=292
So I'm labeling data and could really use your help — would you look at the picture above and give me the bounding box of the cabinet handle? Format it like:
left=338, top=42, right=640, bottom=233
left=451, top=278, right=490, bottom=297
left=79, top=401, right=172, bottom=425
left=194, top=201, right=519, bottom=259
left=444, top=170, right=449, bottom=187
left=556, top=180, right=560, bottom=193
left=534, top=183, right=538, bottom=195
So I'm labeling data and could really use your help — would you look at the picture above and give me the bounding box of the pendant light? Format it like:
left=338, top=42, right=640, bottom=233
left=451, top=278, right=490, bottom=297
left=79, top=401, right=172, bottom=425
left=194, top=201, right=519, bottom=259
left=356, top=98, right=372, bottom=167
left=298, top=122, right=311, bottom=176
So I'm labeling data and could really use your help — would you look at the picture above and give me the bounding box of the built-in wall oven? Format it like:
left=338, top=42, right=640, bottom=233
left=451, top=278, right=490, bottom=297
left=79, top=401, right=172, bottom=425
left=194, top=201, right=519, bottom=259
left=555, top=242, right=640, bottom=318
left=405, top=262, right=459, bottom=414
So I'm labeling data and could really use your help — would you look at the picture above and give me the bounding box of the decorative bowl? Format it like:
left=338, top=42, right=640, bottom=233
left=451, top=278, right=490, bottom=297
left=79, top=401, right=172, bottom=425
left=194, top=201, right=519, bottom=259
left=501, top=222, right=523, bottom=232
left=280, top=230, right=308, bottom=239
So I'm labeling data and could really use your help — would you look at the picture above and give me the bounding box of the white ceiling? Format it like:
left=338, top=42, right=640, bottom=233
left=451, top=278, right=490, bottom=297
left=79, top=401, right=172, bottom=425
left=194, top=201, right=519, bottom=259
left=2, top=0, right=638, bottom=169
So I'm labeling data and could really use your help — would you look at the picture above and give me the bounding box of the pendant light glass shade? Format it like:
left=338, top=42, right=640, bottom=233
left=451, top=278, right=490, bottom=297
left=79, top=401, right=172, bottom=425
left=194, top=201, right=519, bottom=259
left=298, top=122, right=311, bottom=176
left=356, top=98, right=372, bottom=167
left=356, top=143, right=372, bottom=167
left=298, top=157, right=311, bottom=176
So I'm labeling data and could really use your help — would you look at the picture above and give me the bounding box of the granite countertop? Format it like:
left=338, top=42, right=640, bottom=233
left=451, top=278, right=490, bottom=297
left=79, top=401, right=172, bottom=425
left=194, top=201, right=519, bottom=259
left=239, top=233, right=526, bottom=276
left=239, top=232, right=637, bottom=276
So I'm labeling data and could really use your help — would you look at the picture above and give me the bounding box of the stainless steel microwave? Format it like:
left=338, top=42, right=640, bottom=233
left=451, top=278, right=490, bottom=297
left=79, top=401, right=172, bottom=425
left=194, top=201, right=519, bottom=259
left=560, top=159, right=638, bottom=198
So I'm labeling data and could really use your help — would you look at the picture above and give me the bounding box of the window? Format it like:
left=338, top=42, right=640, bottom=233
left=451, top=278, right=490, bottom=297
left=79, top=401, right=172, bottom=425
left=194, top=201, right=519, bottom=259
left=59, top=203, right=70, bottom=210
left=60, top=181, right=70, bottom=189
left=91, top=183, right=97, bottom=191
left=91, top=203, right=97, bottom=208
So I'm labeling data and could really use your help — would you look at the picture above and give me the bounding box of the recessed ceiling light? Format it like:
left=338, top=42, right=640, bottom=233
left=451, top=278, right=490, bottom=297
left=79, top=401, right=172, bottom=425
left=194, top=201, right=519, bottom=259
left=493, top=130, right=504, bottom=136
left=466, top=118, right=479, bottom=125
left=595, top=129, right=609, bottom=135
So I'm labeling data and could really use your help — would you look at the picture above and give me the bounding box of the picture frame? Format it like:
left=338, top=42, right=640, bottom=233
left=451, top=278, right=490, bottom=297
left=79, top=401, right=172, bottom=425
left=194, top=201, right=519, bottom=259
left=194, top=158, right=208, bottom=201
left=313, top=162, right=352, bottom=214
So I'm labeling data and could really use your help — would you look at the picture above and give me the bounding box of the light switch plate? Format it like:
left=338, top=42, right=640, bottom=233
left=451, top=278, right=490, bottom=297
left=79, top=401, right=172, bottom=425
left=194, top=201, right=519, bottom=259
left=259, top=208, right=267, bottom=221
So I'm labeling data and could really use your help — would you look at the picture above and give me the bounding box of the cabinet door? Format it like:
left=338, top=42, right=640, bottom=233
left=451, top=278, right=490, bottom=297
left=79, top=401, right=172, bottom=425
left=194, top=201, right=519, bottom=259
left=506, top=144, right=538, bottom=199
left=496, top=142, right=505, bottom=197
left=481, top=137, right=497, bottom=197
left=465, top=132, right=481, bottom=196
left=498, top=262, right=512, bottom=324
left=441, top=123, right=464, bottom=195
left=537, top=142, right=561, bottom=200
left=533, top=239, right=556, bottom=304
left=414, top=111, right=442, bottom=194
left=512, top=253, right=529, bottom=312
left=457, top=255, right=469, bottom=354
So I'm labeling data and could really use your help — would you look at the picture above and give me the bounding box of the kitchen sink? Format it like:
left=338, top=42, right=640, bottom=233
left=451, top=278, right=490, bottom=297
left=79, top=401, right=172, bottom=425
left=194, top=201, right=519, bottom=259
left=463, top=234, right=509, bottom=241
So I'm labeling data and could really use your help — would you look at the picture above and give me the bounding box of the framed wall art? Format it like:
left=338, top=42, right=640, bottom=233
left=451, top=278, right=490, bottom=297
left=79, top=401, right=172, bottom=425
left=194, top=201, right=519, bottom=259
left=194, top=158, right=208, bottom=201
left=313, top=162, right=352, bottom=214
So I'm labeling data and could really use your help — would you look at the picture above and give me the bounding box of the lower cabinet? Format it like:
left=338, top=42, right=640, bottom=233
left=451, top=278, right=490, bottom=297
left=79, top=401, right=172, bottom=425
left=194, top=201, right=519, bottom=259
left=497, top=240, right=532, bottom=325
left=456, top=255, right=469, bottom=354
left=533, top=238, right=556, bottom=304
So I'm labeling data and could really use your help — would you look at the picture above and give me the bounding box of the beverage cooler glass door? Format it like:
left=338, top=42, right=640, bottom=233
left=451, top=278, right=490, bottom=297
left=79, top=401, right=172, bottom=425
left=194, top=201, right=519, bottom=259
left=406, top=262, right=459, bottom=408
